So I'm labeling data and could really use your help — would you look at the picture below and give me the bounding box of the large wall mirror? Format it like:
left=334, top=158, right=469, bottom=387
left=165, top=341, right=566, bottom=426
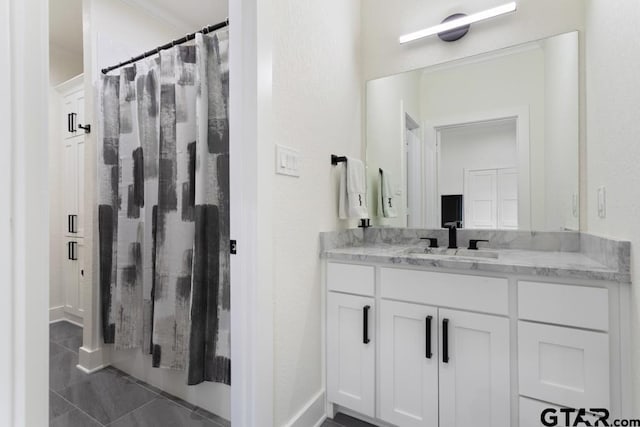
left=366, top=31, right=579, bottom=231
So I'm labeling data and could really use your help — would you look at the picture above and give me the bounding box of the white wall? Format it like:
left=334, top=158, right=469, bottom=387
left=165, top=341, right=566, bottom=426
left=270, top=0, right=363, bottom=425
left=365, top=70, right=421, bottom=227
left=543, top=32, right=580, bottom=231
left=583, top=0, right=640, bottom=414
left=50, top=44, right=83, bottom=86
left=361, top=0, right=585, bottom=81
left=80, top=0, right=230, bottom=419
left=439, top=121, right=517, bottom=195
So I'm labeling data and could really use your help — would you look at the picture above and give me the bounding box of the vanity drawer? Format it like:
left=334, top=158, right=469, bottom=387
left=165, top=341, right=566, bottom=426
left=518, top=281, right=608, bottom=331
left=327, top=262, right=375, bottom=296
left=519, top=397, right=599, bottom=427
left=518, top=321, right=610, bottom=410
left=380, top=268, right=508, bottom=315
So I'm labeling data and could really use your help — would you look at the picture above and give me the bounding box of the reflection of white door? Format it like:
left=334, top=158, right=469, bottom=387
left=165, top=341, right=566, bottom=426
left=497, top=169, right=518, bottom=229
left=465, top=168, right=518, bottom=229
left=465, top=170, right=497, bottom=229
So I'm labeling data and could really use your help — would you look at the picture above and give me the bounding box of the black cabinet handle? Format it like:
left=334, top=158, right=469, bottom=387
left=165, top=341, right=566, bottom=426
left=425, top=315, right=433, bottom=359
left=363, top=305, right=371, bottom=344
left=68, top=112, right=77, bottom=133
left=68, top=214, right=78, bottom=233
left=442, top=318, right=449, bottom=363
left=68, top=241, right=78, bottom=261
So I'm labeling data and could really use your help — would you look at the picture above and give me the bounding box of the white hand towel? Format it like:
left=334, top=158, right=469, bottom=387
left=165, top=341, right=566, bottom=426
left=338, top=157, right=369, bottom=219
left=378, top=168, right=398, bottom=218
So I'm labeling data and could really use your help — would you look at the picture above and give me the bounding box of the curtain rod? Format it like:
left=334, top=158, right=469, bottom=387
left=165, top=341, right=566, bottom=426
left=101, top=18, right=229, bottom=75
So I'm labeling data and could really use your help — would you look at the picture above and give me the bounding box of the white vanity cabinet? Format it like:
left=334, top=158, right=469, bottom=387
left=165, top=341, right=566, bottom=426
left=327, top=263, right=511, bottom=427
left=325, top=261, right=629, bottom=427
left=379, top=301, right=509, bottom=427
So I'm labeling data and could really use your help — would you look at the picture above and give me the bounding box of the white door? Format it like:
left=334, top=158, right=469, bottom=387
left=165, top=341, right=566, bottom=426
left=63, top=239, right=80, bottom=315
left=379, top=300, right=438, bottom=427
left=327, top=292, right=375, bottom=417
left=439, top=309, right=510, bottom=427
left=465, top=169, right=497, bottom=229
left=76, top=136, right=86, bottom=237
left=63, top=140, right=78, bottom=237
left=497, top=168, right=518, bottom=229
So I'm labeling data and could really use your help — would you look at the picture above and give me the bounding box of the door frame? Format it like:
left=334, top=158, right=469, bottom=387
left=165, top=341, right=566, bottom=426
left=0, top=0, right=51, bottom=425
left=1, top=0, right=272, bottom=426
left=425, top=107, right=531, bottom=230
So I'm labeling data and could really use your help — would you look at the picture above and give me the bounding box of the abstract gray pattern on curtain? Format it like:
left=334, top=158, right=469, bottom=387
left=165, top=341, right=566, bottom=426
left=98, top=29, right=230, bottom=386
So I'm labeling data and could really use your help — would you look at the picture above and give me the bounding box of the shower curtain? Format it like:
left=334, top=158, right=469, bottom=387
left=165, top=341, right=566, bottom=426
left=98, top=29, right=230, bottom=386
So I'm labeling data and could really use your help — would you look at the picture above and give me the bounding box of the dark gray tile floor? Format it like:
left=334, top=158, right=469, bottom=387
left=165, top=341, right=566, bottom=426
left=49, top=321, right=230, bottom=427
left=321, top=413, right=378, bottom=427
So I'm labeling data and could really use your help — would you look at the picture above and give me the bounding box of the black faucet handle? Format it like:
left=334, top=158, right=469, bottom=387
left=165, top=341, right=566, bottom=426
left=420, top=237, right=438, bottom=248
left=468, top=239, right=489, bottom=250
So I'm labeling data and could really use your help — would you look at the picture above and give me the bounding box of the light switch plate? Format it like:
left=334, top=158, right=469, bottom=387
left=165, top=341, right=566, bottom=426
left=597, top=186, right=606, bottom=218
left=276, top=145, right=301, bottom=177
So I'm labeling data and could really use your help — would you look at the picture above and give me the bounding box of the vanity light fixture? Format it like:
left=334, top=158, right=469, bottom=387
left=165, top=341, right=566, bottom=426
left=399, top=2, right=517, bottom=44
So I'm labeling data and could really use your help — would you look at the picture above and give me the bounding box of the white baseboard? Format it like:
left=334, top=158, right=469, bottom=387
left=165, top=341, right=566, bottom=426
left=78, top=346, right=107, bottom=373
left=284, top=390, right=326, bottom=427
left=49, top=306, right=83, bottom=327
left=49, top=306, right=66, bottom=323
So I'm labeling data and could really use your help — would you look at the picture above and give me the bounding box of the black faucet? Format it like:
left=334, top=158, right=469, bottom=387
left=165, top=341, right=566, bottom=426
left=444, top=222, right=459, bottom=249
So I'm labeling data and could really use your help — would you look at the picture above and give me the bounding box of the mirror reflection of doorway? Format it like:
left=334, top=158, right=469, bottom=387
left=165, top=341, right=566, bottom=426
left=436, top=118, right=519, bottom=229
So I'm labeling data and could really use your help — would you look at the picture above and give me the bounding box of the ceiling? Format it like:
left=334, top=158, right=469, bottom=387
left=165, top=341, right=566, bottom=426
left=49, top=0, right=83, bottom=54
left=49, top=0, right=228, bottom=54
left=121, top=0, right=229, bottom=33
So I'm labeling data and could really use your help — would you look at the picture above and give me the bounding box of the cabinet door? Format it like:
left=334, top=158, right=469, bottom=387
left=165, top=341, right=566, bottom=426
left=379, top=300, right=438, bottom=427
left=63, top=141, right=78, bottom=237
left=62, top=93, right=77, bottom=139
left=63, top=240, right=79, bottom=314
left=439, top=309, right=510, bottom=427
left=75, top=90, right=86, bottom=131
left=327, top=292, right=375, bottom=417
left=63, top=239, right=84, bottom=317
left=519, top=321, right=609, bottom=410
left=76, top=137, right=85, bottom=237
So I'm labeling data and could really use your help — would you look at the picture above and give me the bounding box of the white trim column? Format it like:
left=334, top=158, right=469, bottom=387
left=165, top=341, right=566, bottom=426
left=0, top=0, right=50, bottom=426
left=229, top=0, right=275, bottom=425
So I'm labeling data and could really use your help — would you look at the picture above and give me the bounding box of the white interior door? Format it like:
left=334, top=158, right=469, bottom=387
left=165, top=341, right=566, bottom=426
left=497, top=168, right=518, bottom=229
left=465, top=169, right=497, bottom=229
left=327, top=292, right=376, bottom=417
left=439, top=309, right=510, bottom=427
left=379, top=300, right=438, bottom=427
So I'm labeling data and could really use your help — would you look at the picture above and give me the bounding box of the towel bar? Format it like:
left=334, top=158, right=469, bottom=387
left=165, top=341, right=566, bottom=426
left=331, top=155, right=347, bottom=165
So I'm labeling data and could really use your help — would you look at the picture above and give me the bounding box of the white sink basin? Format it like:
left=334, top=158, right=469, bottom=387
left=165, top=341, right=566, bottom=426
left=406, top=247, right=499, bottom=260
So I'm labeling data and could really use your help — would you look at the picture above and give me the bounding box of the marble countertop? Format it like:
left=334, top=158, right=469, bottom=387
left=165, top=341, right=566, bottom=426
left=324, top=244, right=630, bottom=283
